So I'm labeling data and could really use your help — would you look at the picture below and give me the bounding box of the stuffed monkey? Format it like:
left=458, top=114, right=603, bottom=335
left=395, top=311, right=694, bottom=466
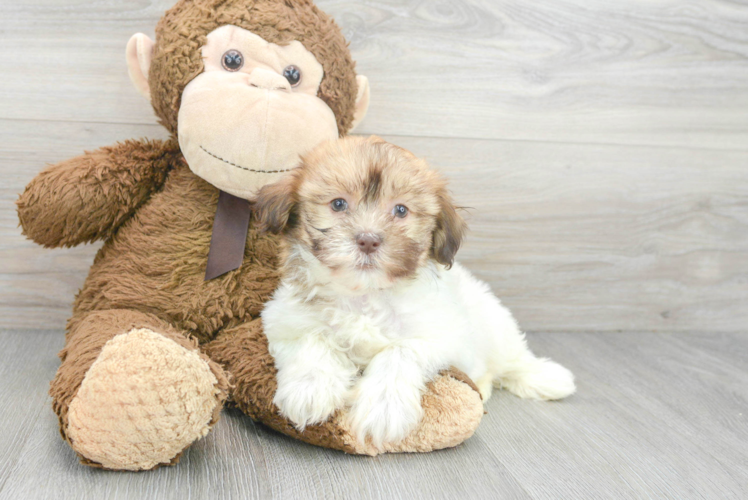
left=16, top=0, right=483, bottom=471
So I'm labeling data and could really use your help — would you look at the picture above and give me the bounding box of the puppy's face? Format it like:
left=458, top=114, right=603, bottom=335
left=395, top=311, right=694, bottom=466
left=255, top=136, right=466, bottom=291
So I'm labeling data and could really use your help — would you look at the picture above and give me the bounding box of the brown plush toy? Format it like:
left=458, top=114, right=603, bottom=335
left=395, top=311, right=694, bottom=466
left=16, top=0, right=483, bottom=471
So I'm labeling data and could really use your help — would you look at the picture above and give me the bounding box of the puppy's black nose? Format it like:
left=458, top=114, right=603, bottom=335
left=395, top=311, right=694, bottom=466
left=356, top=234, right=381, bottom=254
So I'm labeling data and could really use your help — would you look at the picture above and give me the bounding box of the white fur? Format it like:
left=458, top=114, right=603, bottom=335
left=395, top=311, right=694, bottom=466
left=262, top=245, right=576, bottom=447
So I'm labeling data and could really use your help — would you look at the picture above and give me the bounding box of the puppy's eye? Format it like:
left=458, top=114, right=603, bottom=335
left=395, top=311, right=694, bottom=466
left=330, top=198, right=348, bottom=212
left=222, top=50, right=244, bottom=71
left=283, top=65, right=301, bottom=86
left=393, top=204, right=408, bottom=218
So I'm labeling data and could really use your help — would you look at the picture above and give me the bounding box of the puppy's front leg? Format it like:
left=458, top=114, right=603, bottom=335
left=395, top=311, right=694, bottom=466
left=348, top=344, right=440, bottom=448
left=271, top=335, right=357, bottom=430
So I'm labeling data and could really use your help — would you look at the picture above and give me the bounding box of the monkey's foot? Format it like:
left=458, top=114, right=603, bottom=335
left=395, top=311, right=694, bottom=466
left=65, top=328, right=225, bottom=471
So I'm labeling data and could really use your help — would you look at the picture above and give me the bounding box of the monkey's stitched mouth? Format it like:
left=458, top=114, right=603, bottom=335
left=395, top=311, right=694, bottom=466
left=199, top=145, right=293, bottom=174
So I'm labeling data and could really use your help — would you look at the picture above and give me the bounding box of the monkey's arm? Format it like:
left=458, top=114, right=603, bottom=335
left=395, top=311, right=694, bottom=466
left=17, top=138, right=180, bottom=248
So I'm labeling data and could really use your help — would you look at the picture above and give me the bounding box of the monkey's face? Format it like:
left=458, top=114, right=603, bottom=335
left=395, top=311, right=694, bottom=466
left=176, top=25, right=340, bottom=199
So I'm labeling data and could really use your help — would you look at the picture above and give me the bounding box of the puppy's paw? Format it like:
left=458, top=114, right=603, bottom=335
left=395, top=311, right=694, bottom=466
left=274, top=372, right=351, bottom=430
left=347, top=377, right=424, bottom=448
left=501, top=358, right=576, bottom=401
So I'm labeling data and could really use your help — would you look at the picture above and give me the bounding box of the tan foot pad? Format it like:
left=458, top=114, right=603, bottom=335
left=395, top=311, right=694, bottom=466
left=66, top=328, right=221, bottom=471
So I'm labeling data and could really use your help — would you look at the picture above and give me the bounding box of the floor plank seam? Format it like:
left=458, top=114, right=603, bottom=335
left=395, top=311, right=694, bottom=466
left=1, top=117, right=746, bottom=154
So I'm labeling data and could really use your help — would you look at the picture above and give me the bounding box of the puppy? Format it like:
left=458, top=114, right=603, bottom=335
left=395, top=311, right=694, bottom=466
left=256, top=136, right=576, bottom=448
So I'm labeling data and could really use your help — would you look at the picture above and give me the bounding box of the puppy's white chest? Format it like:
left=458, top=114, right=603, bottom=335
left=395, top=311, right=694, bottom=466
left=324, top=296, right=402, bottom=366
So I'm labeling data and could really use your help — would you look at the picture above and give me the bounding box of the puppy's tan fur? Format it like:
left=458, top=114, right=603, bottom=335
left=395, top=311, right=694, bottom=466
left=255, top=136, right=467, bottom=289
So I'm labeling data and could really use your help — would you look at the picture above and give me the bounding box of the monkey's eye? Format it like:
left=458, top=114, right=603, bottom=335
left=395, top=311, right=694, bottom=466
left=283, top=65, right=302, bottom=87
left=393, top=205, right=409, bottom=218
left=222, top=50, right=244, bottom=71
left=330, top=198, right=348, bottom=212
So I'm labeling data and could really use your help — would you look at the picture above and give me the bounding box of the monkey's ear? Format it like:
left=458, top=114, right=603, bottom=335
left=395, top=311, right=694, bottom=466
left=349, top=75, right=370, bottom=132
left=431, top=190, right=467, bottom=269
left=253, top=174, right=298, bottom=234
left=126, top=33, right=155, bottom=100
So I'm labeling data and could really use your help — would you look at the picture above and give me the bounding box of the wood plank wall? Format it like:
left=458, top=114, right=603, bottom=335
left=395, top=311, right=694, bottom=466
left=1, top=0, right=746, bottom=333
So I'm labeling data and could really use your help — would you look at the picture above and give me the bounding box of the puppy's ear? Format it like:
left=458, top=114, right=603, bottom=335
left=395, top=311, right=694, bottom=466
left=431, top=189, right=467, bottom=269
left=365, top=135, right=387, bottom=145
left=253, top=173, right=298, bottom=234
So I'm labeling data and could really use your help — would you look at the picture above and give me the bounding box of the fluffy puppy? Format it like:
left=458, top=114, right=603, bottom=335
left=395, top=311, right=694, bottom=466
left=256, top=136, right=576, bottom=448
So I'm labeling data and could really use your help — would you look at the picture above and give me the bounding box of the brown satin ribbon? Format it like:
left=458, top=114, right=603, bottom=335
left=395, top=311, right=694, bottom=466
left=204, top=190, right=252, bottom=280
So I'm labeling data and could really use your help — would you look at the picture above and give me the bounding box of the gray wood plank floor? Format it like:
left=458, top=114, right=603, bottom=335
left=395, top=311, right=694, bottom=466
left=0, top=330, right=745, bottom=500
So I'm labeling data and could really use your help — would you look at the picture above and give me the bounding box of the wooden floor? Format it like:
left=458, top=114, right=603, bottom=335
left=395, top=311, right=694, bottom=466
left=0, top=329, right=745, bottom=500
left=1, top=0, right=747, bottom=498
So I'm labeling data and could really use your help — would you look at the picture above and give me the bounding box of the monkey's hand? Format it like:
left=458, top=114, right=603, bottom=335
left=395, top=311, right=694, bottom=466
left=17, top=138, right=179, bottom=248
